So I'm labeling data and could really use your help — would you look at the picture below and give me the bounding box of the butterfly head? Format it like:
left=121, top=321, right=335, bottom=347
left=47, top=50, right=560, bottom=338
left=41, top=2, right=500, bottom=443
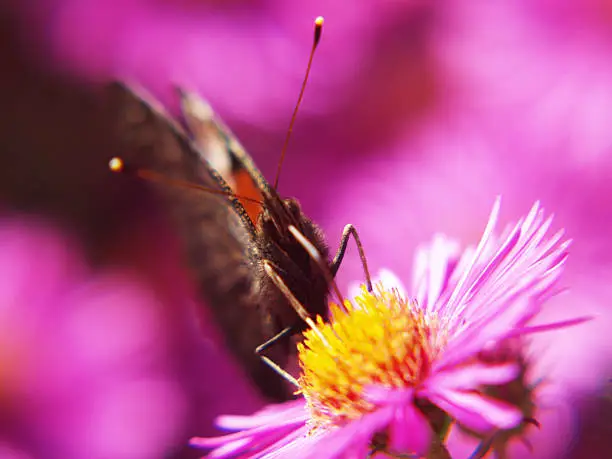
left=257, top=194, right=331, bottom=329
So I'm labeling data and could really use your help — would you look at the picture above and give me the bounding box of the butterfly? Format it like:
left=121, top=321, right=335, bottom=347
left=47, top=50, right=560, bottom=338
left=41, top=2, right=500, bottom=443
left=106, top=17, right=371, bottom=402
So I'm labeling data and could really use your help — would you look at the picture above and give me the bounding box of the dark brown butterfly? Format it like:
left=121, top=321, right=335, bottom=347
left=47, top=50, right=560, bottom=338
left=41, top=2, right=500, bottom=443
left=106, top=18, right=371, bottom=401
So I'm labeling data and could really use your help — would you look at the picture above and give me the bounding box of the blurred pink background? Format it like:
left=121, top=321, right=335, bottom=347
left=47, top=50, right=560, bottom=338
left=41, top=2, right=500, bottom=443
left=0, top=1, right=611, bottom=457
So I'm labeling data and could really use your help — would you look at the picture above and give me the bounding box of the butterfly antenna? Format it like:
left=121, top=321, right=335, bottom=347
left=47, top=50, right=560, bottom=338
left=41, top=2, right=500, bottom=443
left=109, top=157, right=263, bottom=206
left=273, top=16, right=324, bottom=191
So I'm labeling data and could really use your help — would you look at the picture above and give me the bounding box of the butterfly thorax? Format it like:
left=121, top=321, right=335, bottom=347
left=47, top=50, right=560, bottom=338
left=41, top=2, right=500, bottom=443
left=255, top=195, right=331, bottom=332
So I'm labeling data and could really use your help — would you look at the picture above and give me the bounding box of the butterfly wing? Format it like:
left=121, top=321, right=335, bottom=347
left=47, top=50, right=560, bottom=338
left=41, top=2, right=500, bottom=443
left=178, top=89, right=270, bottom=224
left=176, top=89, right=235, bottom=188
left=177, top=88, right=333, bottom=353
left=105, top=82, right=291, bottom=401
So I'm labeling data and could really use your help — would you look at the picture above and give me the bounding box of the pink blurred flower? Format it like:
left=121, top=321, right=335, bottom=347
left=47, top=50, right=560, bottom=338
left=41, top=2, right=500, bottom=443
left=0, top=215, right=190, bottom=458
left=27, top=0, right=429, bottom=126
left=191, top=199, right=586, bottom=458
left=437, top=0, right=612, bottom=170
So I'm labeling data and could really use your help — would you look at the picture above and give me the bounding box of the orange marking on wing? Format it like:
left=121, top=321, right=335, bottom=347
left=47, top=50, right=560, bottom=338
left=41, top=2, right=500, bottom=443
left=233, top=169, right=264, bottom=224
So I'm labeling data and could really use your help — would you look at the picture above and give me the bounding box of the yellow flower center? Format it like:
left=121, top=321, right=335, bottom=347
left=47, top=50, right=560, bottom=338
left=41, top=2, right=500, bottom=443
left=297, top=285, right=440, bottom=431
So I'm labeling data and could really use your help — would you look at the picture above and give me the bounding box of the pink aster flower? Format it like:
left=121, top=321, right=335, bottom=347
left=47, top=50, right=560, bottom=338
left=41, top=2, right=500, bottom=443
left=191, top=198, right=588, bottom=458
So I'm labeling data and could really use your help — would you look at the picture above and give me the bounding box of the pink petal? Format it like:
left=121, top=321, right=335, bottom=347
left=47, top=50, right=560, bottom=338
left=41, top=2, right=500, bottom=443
left=443, top=197, right=502, bottom=317
left=190, top=420, right=302, bottom=449
left=508, top=316, right=593, bottom=337
left=459, top=221, right=522, bottom=307
left=413, top=235, right=460, bottom=312
left=207, top=438, right=253, bottom=459
left=426, top=389, right=523, bottom=432
left=298, top=408, right=395, bottom=459
left=254, top=425, right=310, bottom=458
left=424, top=363, right=519, bottom=391
left=217, top=401, right=307, bottom=430
left=389, top=403, right=432, bottom=456
left=437, top=295, right=533, bottom=370
left=378, top=269, right=408, bottom=296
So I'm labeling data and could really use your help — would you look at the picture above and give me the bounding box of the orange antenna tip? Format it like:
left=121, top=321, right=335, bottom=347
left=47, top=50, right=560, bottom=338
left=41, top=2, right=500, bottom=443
left=314, top=16, right=324, bottom=46
left=109, top=157, right=124, bottom=173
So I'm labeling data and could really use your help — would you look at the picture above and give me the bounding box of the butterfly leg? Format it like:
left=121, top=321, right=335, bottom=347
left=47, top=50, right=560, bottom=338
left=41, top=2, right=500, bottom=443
left=263, top=259, right=316, bottom=325
left=254, top=260, right=321, bottom=387
left=255, top=325, right=294, bottom=355
left=330, top=224, right=372, bottom=291
left=255, top=325, right=299, bottom=388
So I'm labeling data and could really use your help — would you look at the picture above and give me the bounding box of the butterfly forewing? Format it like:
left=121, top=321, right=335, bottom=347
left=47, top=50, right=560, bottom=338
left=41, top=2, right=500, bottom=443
left=105, top=82, right=292, bottom=401
left=179, top=89, right=265, bottom=224
left=178, top=90, right=333, bottom=334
